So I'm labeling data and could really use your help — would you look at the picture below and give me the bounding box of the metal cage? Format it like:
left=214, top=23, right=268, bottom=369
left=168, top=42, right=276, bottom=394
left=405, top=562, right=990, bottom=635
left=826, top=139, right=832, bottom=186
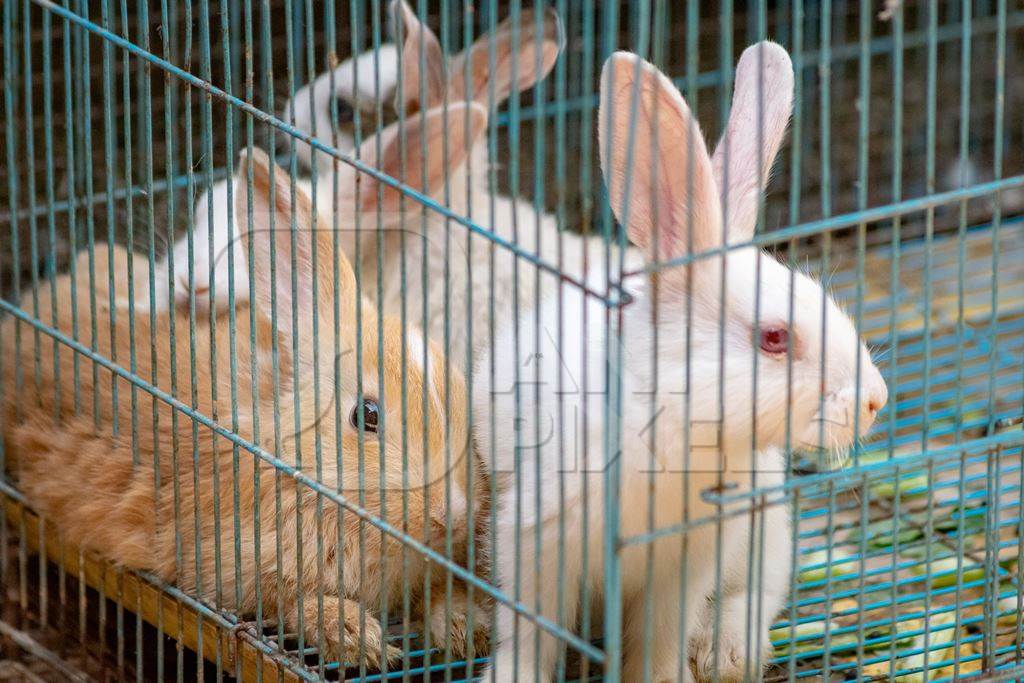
left=0, top=1, right=1022, bottom=681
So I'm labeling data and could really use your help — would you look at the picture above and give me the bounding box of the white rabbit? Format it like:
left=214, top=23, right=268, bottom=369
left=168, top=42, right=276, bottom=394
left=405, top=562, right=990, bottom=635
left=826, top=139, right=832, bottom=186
left=281, top=43, right=401, bottom=175
left=473, top=44, right=889, bottom=682
left=291, top=1, right=638, bottom=369
left=146, top=180, right=249, bottom=314
left=149, top=47, right=401, bottom=315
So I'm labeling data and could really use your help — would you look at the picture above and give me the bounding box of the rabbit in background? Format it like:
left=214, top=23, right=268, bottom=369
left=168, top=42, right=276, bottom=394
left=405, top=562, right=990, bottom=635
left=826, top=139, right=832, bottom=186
left=148, top=180, right=249, bottom=314
left=1, top=148, right=491, bottom=666
left=158, top=1, right=608, bottom=373
left=473, top=44, right=889, bottom=682
left=293, top=0, right=641, bottom=369
left=281, top=43, right=402, bottom=176
left=149, top=43, right=402, bottom=317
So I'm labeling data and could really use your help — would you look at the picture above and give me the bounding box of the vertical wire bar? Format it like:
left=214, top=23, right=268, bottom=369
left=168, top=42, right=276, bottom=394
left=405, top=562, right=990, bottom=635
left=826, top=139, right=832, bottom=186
left=985, top=0, right=1007, bottom=670
left=221, top=0, right=244, bottom=638
left=949, top=1, right=974, bottom=676
left=20, top=0, right=42, bottom=405
left=232, top=1, right=264, bottom=674
left=884, top=4, right=904, bottom=677
left=241, top=0, right=265, bottom=664
left=784, top=0, right=804, bottom=679
left=178, top=4, right=209, bottom=664
left=350, top=0, right=369, bottom=671
left=254, top=0, right=287, bottom=658
left=78, top=0, right=99, bottom=435
left=525, top=0, right=545, bottom=678
left=816, top=3, right=836, bottom=673
left=369, top=2, right=390, bottom=673
left=40, top=0, right=62, bottom=479
left=439, top=2, right=456, bottom=675
left=196, top=0, right=226, bottom=623
left=60, top=0, right=81, bottom=414
left=503, top=2, right=523, bottom=673
left=738, top=11, right=759, bottom=678
left=600, top=2, right=622, bottom=680
left=114, top=1, right=135, bottom=673
left=481, top=0, right=502, bottom=666
left=416, top=0, right=433, bottom=666
left=551, top=0, right=571, bottom=677
left=116, top=0, right=140, bottom=489
left=158, top=0, right=184, bottom=675
left=101, top=5, right=118, bottom=666
left=459, top=1, right=479, bottom=678
left=577, top=1, right=596, bottom=676
left=99, top=0, right=118, bottom=440
left=348, top=0, right=368, bottom=671
left=0, top=0, right=13, bottom=547
left=134, top=0, right=165, bottom=675
left=634, top=0, right=661, bottom=678
left=3, top=0, right=23, bottom=449
left=390, top=0, right=414, bottom=670
left=84, top=1, right=108, bottom=660
left=712, top=1, right=734, bottom=677
left=299, top=0, right=326, bottom=673
left=675, top=2, right=699, bottom=678
left=852, top=0, right=872, bottom=674
left=747, top=7, right=771, bottom=678
left=280, top=0, right=309, bottom=662
left=329, top=0, right=355, bottom=673
left=921, top=1, right=939, bottom=674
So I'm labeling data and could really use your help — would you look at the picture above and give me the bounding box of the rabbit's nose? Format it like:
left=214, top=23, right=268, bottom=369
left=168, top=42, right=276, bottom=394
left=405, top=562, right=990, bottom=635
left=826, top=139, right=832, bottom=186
left=864, top=365, right=888, bottom=415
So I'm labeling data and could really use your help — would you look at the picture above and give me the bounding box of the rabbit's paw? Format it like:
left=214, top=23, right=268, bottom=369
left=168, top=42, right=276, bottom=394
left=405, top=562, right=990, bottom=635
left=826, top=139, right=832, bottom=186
left=427, top=584, right=492, bottom=657
left=688, top=600, right=770, bottom=682
left=308, top=597, right=403, bottom=670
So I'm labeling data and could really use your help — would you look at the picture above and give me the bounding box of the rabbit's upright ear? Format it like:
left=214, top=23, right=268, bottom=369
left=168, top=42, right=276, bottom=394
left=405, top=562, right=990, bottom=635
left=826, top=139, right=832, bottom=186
left=449, top=8, right=564, bottom=107
left=235, top=149, right=356, bottom=345
left=391, top=0, right=446, bottom=115
left=352, top=101, right=488, bottom=215
left=599, top=53, right=721, bottom=270
left=711, top=41, right=793, bottom=244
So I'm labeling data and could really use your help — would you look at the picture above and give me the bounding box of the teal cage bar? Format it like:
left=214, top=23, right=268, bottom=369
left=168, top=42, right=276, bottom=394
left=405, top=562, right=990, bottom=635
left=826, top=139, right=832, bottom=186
left=0, top=0, right=1022, bottom=681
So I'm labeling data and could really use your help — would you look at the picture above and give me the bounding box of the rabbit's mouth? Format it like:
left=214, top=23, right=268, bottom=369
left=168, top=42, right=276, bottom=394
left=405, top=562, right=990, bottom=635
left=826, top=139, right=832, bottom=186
left=797, top=400, right=876, bottom=456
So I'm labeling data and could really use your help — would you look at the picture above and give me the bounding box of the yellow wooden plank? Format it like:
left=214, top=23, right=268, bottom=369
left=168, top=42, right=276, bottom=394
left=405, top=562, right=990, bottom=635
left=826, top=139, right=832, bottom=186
left=0, top=492, right=304, bottom=683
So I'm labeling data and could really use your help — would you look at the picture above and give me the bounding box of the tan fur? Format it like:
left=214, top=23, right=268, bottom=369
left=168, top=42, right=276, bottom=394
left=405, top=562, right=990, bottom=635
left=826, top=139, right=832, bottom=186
left=1, top=154, right=491, bottom=665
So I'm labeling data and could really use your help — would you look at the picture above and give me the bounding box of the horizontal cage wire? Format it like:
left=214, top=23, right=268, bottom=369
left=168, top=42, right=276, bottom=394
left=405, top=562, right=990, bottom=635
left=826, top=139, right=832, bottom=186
left=0, top=0, right=1022, bottom=681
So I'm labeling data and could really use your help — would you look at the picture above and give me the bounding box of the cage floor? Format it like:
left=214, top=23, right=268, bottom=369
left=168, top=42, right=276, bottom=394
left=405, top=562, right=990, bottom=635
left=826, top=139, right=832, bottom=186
left=766, top=217, right=1024, bottom=682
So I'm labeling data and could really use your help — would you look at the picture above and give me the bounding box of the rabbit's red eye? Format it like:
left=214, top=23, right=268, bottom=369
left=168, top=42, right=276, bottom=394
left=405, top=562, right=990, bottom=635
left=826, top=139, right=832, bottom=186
left=759, top=326, right=789, bottom=355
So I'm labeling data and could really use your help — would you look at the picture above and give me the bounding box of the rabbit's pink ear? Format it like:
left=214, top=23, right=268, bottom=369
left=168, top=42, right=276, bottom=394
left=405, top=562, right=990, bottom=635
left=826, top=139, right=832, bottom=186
left=711, top=41, right=793, bottom=244
left=391, top=0, right=446, bottom=115
left=448, top=8, right=564, bottom=107
left=599, top=52, right=721, bottom=267
left=353, top=101, right=488, bottom=215
left=235, top=148, right=355, bottom=345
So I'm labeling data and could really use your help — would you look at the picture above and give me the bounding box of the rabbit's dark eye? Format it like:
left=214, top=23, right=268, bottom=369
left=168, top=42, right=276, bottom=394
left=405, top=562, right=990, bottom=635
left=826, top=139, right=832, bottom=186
left=335, top=97, right=356, bottom=125
left=759, top=326, right=789, bottom=355
left=350, top=398, right=379, bottom=432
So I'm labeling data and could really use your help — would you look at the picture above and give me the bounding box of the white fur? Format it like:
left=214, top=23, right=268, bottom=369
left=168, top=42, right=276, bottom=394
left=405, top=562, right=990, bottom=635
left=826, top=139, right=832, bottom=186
left=474, top=46, right=888, bottom=681
left=281, top=1, right=584, bottom=371
left=150, top=47, right=401, bottom=315
left=282, top=45, right=401, bottom=174
left=146, top=180, right=250, bottom=314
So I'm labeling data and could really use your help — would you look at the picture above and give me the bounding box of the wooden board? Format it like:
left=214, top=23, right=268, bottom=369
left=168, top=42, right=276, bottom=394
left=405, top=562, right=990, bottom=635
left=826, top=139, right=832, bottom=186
left=1, top=491, right=305, bottom=683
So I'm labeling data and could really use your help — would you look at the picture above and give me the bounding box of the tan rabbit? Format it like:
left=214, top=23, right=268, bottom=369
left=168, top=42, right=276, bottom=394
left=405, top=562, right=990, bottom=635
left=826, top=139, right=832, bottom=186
left=1, top=148, right=490, bottom=667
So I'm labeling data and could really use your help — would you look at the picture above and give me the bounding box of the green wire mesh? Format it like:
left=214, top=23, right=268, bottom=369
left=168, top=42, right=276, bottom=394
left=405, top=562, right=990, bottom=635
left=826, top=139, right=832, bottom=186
left=0, top=1, right=1022, bottom=681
